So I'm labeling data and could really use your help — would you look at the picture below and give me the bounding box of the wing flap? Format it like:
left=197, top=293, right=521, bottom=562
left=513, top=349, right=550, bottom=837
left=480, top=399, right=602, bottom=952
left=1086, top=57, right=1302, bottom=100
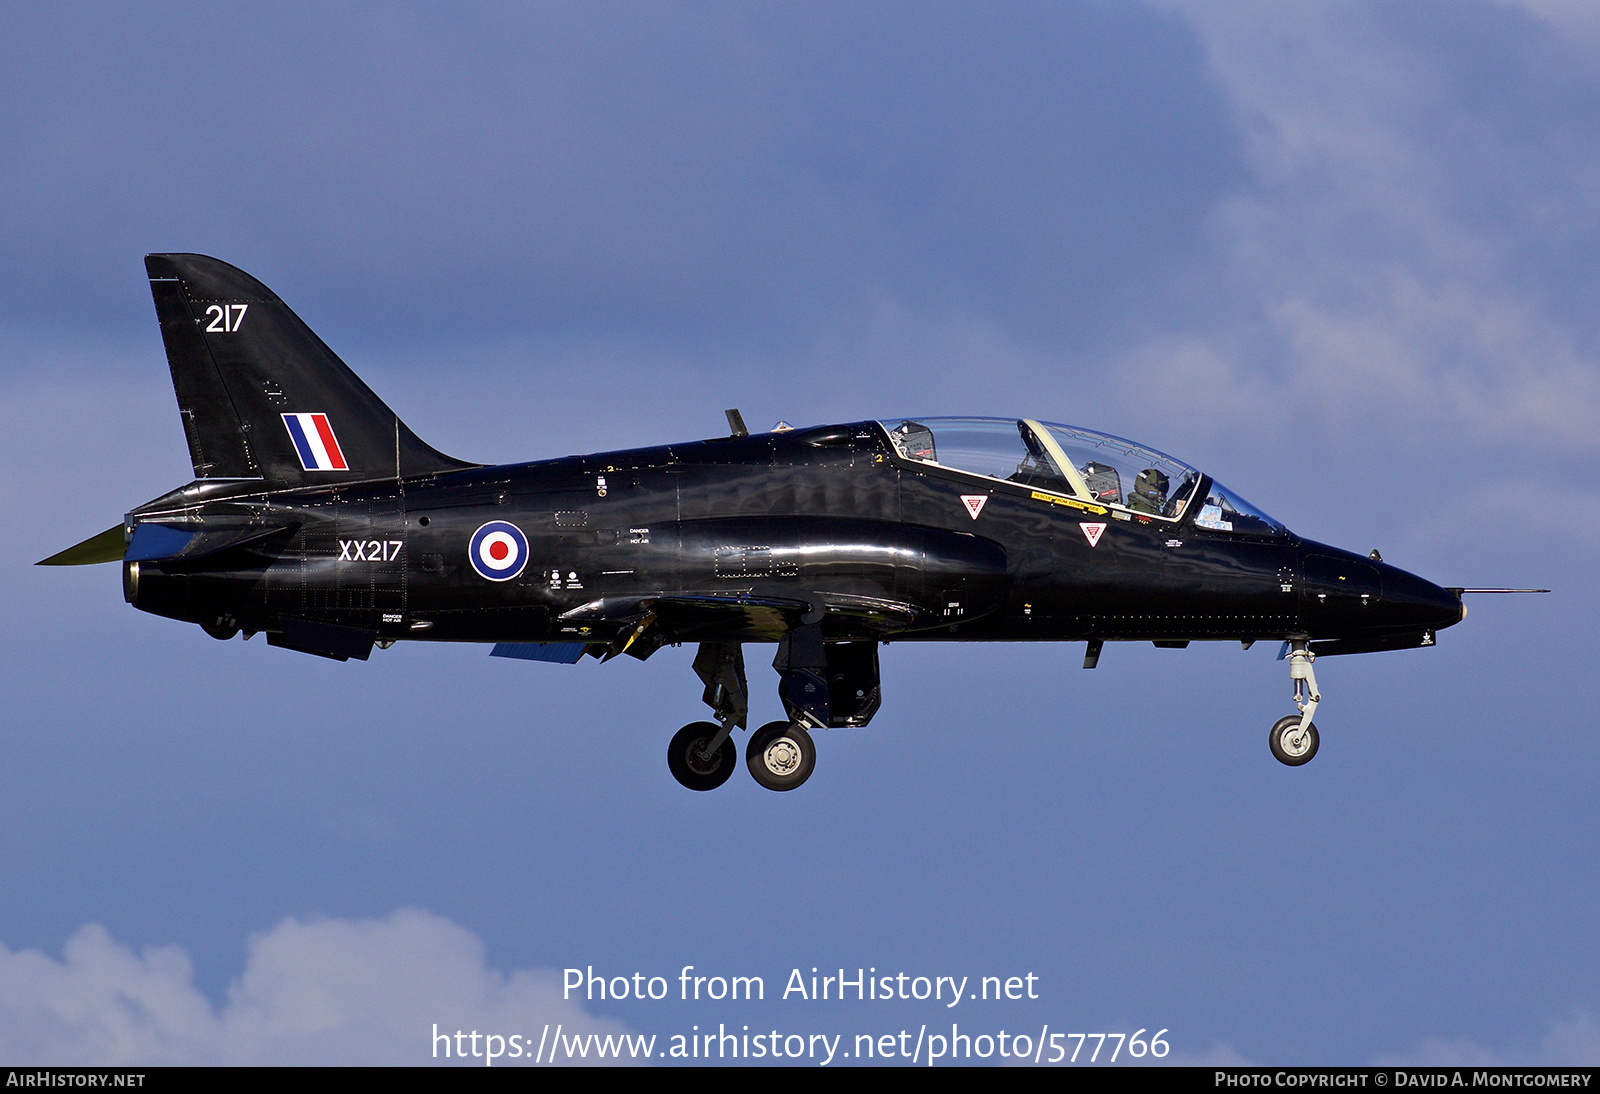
left=491, top=642, right=591, bottom=664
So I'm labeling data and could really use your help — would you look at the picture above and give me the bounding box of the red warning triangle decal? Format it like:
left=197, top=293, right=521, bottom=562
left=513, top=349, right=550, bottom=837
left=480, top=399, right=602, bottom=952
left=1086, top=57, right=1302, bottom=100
left=960, top=495, right=987, bottom=520
left=1080, top=522, right=1106, bottom=547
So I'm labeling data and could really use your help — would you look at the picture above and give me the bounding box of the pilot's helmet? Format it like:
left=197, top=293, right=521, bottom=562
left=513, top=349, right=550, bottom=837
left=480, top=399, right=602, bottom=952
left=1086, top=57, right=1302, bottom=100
left=1128, top=468, right=1170, bottom=513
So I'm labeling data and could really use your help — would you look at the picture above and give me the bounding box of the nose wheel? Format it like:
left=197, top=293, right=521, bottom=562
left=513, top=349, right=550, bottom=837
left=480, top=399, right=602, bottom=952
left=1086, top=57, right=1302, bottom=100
left=747, top=721, right=816, bottom=791
left=1269, top=715, right=1319, bottom=765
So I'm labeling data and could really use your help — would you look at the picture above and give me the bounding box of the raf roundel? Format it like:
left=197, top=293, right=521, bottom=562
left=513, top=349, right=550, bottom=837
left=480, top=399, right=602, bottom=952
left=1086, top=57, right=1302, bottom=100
left=469, top=520, right=529, bottom=582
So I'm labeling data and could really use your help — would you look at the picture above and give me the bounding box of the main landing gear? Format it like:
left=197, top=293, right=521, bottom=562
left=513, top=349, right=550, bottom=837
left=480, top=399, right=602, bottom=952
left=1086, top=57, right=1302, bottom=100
left=1271, top=639, right=1321, bottom=766
left=667, top=636, right=822, bottom=793
left=667, top=722, right=738, bottom=790
left=668, top=643, right=749, bottom=792
left=746, top=721, right=816, bottom=791
left=669, top=717, right=817, bottom=792
left=666, top=632, right=881, bottom=792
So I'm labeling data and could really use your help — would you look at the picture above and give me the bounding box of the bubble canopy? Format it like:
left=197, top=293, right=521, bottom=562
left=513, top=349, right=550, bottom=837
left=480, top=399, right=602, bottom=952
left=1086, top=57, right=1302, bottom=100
left=877, top=417, right=1288, bottom=535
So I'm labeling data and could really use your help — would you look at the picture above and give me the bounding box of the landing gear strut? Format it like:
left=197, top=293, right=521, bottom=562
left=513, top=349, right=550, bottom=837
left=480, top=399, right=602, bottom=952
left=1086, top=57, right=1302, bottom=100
left=1271, top=640, right=1321, bottom=766
left=667, top=642, right=750, bottom=791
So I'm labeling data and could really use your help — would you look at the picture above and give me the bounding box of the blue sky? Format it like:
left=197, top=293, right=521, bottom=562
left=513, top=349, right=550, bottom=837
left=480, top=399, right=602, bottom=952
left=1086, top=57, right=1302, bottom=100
left=0, top=1, right=1595, bottom=1065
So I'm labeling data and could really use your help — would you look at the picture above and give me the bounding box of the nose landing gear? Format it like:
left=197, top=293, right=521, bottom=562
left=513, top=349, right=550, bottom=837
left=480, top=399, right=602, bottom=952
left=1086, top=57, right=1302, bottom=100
left=1271, top=639, right=1321, bottom=766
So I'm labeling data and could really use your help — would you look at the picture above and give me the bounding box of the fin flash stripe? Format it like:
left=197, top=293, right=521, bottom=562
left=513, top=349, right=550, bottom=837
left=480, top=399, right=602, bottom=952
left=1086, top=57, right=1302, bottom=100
left=282, top=413, right=349, bottom=471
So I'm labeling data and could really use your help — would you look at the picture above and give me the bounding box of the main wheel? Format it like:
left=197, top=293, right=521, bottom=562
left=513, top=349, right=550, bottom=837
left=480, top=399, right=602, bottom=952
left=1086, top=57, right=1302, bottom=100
left=667, top=722, right=737, bottom=791
left=746, top=721, right=816, bottom=791
left=1269, top=715, right=1320, bottom=766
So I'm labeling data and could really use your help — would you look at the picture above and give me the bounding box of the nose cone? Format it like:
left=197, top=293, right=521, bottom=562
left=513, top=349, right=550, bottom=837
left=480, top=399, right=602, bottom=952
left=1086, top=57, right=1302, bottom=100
left=1378, top=561, right=1465, bottom=632
left=1300, top=541, right=1464, bottom=637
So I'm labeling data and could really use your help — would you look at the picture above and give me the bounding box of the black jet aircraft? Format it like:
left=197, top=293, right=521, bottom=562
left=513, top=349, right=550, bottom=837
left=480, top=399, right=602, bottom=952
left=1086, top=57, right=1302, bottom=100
left=41, top=255, right=1542, bottom=791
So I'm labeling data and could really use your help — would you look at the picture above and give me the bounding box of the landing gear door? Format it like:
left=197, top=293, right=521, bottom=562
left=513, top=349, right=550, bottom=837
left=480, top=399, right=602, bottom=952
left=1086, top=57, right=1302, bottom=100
left=824, top=641, right=881, bottom=727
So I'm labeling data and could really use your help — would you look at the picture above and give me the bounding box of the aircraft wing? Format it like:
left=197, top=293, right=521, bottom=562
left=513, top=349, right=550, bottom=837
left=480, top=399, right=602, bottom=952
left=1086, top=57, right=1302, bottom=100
left=558, top=589, right=923, bottom=652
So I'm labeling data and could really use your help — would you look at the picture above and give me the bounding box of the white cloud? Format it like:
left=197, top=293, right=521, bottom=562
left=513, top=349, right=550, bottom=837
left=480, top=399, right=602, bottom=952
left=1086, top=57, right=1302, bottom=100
left=1542, top=1013, right=1600, bottom=1064
left=0, top=909, right=634, bottom=1065
left=1373, top=1012, right=1600, bottom=1066
left=1162, top=1041, right=1256, bottom=1066
left=1493, top=1, right=1600, bottom=51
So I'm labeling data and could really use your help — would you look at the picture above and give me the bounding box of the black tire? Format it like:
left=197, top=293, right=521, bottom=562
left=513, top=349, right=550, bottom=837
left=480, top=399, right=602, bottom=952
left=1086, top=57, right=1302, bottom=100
left=667, top=722, right=737, bottom=791
left=746, top=721, right=816, bottom=791
left=1269, top=715, right=1319, bottom=766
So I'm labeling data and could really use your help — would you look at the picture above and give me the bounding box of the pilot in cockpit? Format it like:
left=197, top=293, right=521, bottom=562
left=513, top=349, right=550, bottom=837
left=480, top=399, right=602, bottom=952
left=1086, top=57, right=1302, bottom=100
left=1126, top=468, right=1170, bottom=515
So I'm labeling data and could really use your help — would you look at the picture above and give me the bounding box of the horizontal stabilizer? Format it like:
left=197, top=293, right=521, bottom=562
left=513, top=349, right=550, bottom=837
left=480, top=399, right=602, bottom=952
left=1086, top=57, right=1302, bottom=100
left=125, top=519, right=296, bottom=564
left=125, top=523, right=196, bottom=561
left=491, top=642, right=588, bottom=664
left=37, top=525, right=125, bottom=566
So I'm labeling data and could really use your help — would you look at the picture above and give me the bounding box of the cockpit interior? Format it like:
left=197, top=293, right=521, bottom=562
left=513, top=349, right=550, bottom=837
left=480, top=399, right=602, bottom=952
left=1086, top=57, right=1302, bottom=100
left=882, top=417, right=1286, bottom=536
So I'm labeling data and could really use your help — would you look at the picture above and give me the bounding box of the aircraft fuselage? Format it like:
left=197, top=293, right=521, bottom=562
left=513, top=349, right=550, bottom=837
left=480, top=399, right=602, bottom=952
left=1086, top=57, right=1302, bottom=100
left=123, top=420, right=1462, bottom=653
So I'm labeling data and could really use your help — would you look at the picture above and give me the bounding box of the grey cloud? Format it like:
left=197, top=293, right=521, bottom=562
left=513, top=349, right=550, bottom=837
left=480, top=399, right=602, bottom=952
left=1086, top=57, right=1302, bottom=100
left=0, top=2, right=1241, bottom=354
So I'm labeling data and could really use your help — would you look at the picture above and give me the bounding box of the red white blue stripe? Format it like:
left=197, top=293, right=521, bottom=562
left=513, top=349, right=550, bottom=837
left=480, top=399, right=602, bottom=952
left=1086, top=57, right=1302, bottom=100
left=281, top=413, right=349, bottom=471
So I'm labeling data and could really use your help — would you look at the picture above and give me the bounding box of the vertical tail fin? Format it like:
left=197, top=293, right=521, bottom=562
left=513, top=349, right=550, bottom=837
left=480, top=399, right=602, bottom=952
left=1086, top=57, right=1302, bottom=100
left=145, top=253, right=474, bottom=483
